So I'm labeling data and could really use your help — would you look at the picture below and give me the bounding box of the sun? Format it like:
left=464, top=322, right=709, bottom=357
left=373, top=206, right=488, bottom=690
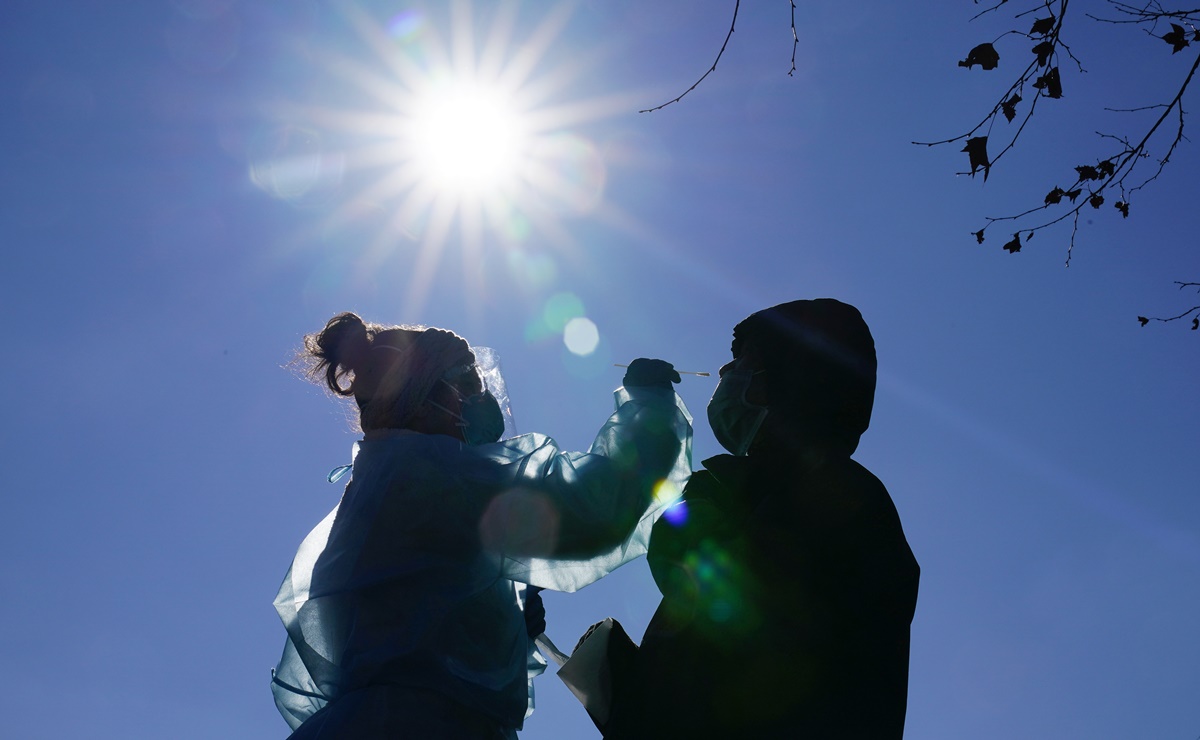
left=407, top=81, right=528, bottom=195
left=255, top=1, right=641, bottom=314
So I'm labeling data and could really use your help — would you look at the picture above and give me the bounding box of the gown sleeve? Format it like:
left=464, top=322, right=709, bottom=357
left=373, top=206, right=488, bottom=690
left=477, top=384, right=693, bottom=592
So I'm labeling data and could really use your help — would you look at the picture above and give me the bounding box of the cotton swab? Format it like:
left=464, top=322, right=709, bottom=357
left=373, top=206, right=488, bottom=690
left=613, top=363, right=710, bottom=377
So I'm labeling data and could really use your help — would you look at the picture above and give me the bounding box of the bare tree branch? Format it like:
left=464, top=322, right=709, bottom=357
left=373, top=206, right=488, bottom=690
left=640, top=0, right=740, bottom=113
left=914, top=0, right=1073, bottom=180
left=789, top=0, right=799, bottom=77
left=1090, top=2, right=1200, bottom=24
left=978, top=38, right=1200, bottom=265
left=920, top=1, right=1198, bottom=284
left=632, top=1, right=1198, bottom=328
left=972, top=0, right=1012, bottom=22
left=1138, top=283, right=1200, bottom=328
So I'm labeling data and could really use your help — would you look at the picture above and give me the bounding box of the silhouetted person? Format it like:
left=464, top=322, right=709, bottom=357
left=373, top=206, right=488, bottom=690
left=602, top=299, right=919, bottom=739
left=270, top=313, right=691, bottom=739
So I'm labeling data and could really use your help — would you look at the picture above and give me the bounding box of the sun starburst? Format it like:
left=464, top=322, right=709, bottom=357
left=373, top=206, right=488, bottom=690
left=257, top=0, right=641, bottom=316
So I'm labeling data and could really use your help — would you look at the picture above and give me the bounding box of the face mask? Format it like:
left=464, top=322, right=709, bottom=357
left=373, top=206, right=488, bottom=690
left=431, top=380, right=505, bottom=446
left=707, top=365, right=768, bottom=456
left=459, top=389, right=504, bottom=445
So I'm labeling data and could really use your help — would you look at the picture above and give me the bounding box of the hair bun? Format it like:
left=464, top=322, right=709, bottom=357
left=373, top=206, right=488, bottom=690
left=306, top=312, right=372, bottom=395
left=334, top=314, right=370, bottom=373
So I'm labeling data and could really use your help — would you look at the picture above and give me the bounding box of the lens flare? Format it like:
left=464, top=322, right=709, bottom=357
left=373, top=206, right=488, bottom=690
left=479, top=488, right=560, bottom=557
left=386, top=9, right=423, bottom=39
left=505, top=250, right=556, bottom=290
left=662, top=500, right=689, bottom=526
left=653, top=479, right=682, bottom=507
left=563, top=316, right=599, bottom=356
left=525, top=291, right=584, bottom=343
left=676, top=540, right=759, bottom=631
left=543, top=292, right=584, bottom=329
left=248, top=125, right=344, bottom=204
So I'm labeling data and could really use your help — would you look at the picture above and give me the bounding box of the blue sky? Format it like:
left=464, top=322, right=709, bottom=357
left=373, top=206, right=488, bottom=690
left=2, top=1, right=1198, bottom=738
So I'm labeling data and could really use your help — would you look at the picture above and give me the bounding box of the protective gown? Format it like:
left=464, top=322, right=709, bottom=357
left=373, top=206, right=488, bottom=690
left=271, top=385, right=692, bottom=738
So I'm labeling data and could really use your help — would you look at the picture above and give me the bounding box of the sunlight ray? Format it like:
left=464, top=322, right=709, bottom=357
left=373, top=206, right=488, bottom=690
left=322, top=57, right=417, bottom=109
left=478, top=1, right=518, bottom=80
left=449, top=0, right=478, bottom=79
left=341, top=2, right=447, bottom=88
left=403, top=197, right=459, bottom=316
left=459, top=196, right=489, bottom=317
left=494, top=2, right=575, bottom=93
left=313, top=166, right=419, bottom=234
left=523, top=94, right=645, bottom=130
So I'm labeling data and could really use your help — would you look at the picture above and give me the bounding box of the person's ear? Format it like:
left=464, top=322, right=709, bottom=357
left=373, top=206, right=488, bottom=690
left=736, top=340, right=765, bottom=370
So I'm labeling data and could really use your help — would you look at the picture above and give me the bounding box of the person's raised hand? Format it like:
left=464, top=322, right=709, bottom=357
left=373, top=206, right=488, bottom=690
left=621, top=358, right=681, bottom=390
left=524, top=586, right=546, bottom=638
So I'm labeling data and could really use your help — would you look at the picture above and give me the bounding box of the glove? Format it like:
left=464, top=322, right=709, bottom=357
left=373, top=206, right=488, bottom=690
left=621, top=358, right=681, bottom=389
left=524, top=586, right=547, bottom=638
left=574, top=619, right=605, bottom=652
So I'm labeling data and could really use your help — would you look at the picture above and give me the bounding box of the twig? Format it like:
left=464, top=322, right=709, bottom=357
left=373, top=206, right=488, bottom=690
left=971, top=0, right=1012, bottom=22
left=1090, top=2, right=1200, bottom=24
left=1143, top=305, right=1200, bottom=325
left=789, top=0, right=799, bottom=76
left=640, top=0, right=741, bottom=113
left=1105, top=103, right=1171, bottom=112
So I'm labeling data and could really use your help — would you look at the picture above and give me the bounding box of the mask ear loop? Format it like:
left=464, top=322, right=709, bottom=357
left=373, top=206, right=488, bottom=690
left=415, top=363, right=478, bottom=432
left=740, top=405, right=769, bottom=455
left=739, top=368, right=768, bottom=454
left=427, top=392, right=470, bottom=430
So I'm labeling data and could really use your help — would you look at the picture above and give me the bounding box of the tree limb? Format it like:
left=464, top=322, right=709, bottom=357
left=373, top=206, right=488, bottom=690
left=789, top=0, right=799, bottom=77
left=1138, top=283, right=1200, bottom=329
left=640, top=0, right=741, bottom=113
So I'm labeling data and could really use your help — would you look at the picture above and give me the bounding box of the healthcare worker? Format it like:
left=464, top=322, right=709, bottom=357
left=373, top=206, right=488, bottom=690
left=601, top=299, right=919, bottom=739
left=270, top=312, right=691, bottom=739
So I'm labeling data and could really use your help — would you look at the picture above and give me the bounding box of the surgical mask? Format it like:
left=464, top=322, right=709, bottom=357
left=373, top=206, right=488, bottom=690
left=707, top=364, right=767, bottom=456
left=431, top=380, right=505, bottom=446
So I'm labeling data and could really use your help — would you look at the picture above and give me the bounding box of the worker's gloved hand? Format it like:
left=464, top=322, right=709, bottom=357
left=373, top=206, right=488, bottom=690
left=622, top=358, right=681, bottom=390
left=524, top=586, right=546, bottom=638
left=574, top=619, right=606, bottom=652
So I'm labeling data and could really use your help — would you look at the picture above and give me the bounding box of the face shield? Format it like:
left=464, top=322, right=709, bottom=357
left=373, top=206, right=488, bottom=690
left=470, top=346, right=517, bottom=439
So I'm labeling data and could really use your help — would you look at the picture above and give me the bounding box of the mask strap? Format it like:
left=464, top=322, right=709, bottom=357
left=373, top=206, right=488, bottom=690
left=428, top=398, right=468, bottom=427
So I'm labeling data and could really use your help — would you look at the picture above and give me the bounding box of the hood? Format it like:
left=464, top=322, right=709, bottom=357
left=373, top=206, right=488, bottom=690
left=732, top=299, right=876, bottom=455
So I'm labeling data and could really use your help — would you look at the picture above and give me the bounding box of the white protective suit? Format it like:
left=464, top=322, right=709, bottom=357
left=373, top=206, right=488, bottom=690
left=271, top=384, right=692, bottom=737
